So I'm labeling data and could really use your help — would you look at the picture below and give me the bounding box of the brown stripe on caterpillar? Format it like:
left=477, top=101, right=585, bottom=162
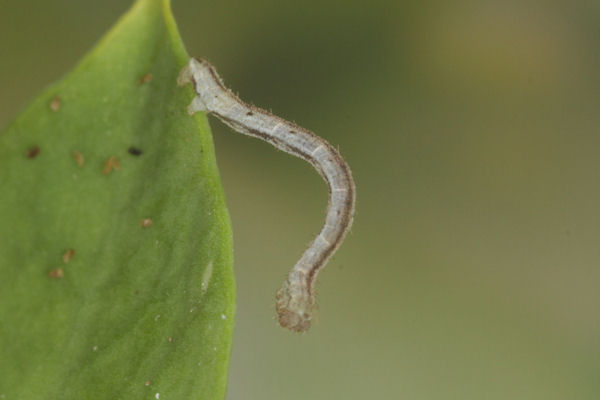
left=178, top=58, right=356, bottom=332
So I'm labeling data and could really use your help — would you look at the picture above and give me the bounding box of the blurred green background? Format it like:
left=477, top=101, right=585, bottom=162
left=2, top=1, right=599, bottom=399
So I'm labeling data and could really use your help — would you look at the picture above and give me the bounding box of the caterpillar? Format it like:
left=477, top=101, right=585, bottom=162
left=178, top=58, right=356, bottom=332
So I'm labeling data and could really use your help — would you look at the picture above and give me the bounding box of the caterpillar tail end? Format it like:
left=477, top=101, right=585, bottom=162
left=275, top=273, right=315, bottom=333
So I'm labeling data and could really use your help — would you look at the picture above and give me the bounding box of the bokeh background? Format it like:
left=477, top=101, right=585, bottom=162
left=2, top=1, right=600, bottom=399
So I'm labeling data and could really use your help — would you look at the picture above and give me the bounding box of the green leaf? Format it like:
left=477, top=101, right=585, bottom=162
left=0, top=0, right=234, bottom=398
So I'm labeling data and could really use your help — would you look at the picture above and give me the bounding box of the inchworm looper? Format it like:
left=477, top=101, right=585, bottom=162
left=178, top=58, right=356, bottom=332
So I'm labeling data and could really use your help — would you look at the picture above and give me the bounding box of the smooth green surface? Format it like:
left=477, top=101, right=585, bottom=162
left=0, top=0, right=234, bottom=398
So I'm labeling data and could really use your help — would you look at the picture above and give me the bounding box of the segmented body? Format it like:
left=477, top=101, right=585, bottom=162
left=178, top=58, right=355, bottom=332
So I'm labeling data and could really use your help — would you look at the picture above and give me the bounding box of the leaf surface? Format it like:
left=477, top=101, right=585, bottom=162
left=0, top=1, right=234, bottom=398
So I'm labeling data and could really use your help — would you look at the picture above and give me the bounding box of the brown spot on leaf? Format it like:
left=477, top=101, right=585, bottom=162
left=137, top=73, right=153, bottom=85
left=168, top=336, right=173, bottom=343
left=102, top=156, right=120, bottom=175
left=140, top=218, right=153, bottom=228
left=62, top=249, right=75, bottom=263
left=50, top=96, right=61, bottom=112
left=48, top=268, right=64, bottom=278
left=26, top=146, right=40, bottom=159
left=73, top=151, right=85, bottom=167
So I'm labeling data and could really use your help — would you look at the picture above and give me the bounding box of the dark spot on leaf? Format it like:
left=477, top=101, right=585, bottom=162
left=246, top=111, right=254, bottom=116
left=128, top=146, right=143, bottom=156
left=26, top=146, right=40, bottom=159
